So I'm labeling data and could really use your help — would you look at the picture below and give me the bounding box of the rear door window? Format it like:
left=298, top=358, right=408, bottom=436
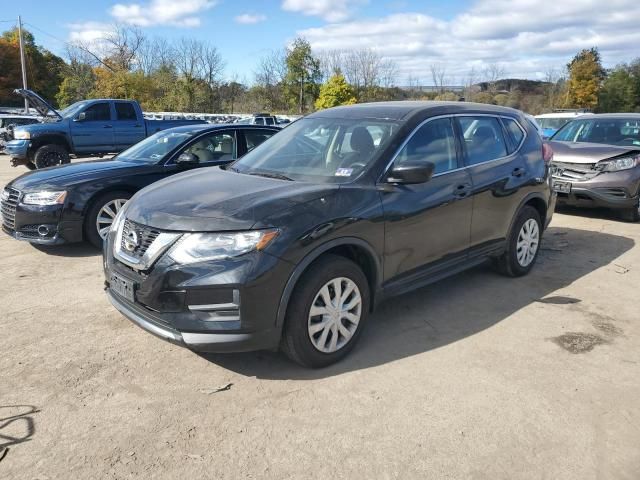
left=243, top=129, right=277, bottom=152
left=115, top=102, right=138, bottom=121
left=457, top=116, right=508, bottom=165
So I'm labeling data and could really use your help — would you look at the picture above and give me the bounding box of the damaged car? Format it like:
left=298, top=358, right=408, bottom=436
left=550, top=114, right=640, bottom=222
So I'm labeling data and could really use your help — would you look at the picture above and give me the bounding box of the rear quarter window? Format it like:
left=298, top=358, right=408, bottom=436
left=502, top=118, right=526, bottom=153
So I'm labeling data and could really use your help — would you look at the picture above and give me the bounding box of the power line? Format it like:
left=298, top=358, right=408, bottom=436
left=24, top=22, right=68, bottom=45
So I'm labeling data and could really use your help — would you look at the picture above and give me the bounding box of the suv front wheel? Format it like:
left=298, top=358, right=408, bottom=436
left=494, top=205, right=542, bottom=277
left=281, top=254, right=370, bottom=368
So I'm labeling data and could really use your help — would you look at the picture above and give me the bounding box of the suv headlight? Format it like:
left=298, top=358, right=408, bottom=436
left=168, top=229, right=279, bottom=264
left=13, top=129, right=31, bottom=140
left=22, top=191, right=67, bottom=205
left=597, top=154, right=640, bottom=172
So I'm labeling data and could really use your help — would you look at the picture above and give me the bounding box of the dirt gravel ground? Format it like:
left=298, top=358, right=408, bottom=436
left=1, top=156, right=639, bottom=479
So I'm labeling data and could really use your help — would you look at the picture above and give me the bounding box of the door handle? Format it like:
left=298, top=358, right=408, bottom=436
left=453, top=183, right=472, bottom=198
left=103, top=125, right=113, bottom=128
left=512, top=167, right=526, bottom=177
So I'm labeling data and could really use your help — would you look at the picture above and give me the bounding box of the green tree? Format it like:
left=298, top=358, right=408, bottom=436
left=565, top=47, right=605, bottom=109
left=56, top=61, right=96, bottom=107
left=284, top=38, right=321, bottom=114
left=0, top=28, right=65, bottom=107
left=598, top=66, right=635, bottom=112
left=315, top=73, right=356, bottom=110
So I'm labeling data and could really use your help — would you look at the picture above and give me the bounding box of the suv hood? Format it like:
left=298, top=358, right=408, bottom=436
left=550, top=141, right=640, bottom=164
left=124, top=167, right=337, bottom=231
left=9, top=159, right=138, bottom=191
left=13, top=89, right=61, bottom=120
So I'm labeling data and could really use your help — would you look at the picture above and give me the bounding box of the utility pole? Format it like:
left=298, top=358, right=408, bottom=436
left=18, top=16, right=29, bottom=113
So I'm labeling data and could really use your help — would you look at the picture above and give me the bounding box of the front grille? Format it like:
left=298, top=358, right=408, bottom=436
left=120, top=219, right=161, bottom=259
left=551, top=162, right=599, bottom=181
left=1, top=188, right=20, bottom=232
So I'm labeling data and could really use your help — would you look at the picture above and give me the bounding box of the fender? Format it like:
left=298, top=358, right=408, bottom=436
left=29, top=133, right=72, bottom=155
left=274, top=236, right=383, bottom=330
left=507, top=191, right=549, bottom=236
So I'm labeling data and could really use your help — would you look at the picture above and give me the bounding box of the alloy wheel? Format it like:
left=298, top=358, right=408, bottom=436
left=307, top=277, right=362, bottom=353
left=516, top=218, right=539, bottom=267
left=96, top=199, right=128, bottom=239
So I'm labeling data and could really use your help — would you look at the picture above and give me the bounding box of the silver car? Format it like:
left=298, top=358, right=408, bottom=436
left=550, top=114, right=640, bottom=222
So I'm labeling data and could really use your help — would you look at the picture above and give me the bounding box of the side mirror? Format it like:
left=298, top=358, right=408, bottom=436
left=387, top=162, right=435, bottom=184
left=75, top=112, right=86, bottom=122
left=176, top=152, right=199, bottom=166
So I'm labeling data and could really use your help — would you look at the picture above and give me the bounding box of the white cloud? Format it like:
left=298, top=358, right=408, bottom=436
left=110, top=0, right=217, bottom=27
left=282, top=0, right=367, bottom=22
left=235, top=13, right=267, bottom=25
left=299, top=0, right=640, bottom=82
left=68, top=21, right=113, bottom=43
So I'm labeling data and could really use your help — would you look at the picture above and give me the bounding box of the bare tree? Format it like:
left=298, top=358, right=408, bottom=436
left=430, top=64, right=447, bottom=93
left=254, top=49, right=287, bottom=110
left=200, top=45, right=225, bottom=111
left=71, top=24, right=145, bottom=73
left=483, top=63, right=506, bottom=93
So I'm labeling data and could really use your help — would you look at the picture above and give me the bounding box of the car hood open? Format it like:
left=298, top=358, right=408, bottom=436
left=13, top=89, right=61, bottom=120
left=550, top=141, right=640, bottom=164
left=124, top=167, right=337, bottom=231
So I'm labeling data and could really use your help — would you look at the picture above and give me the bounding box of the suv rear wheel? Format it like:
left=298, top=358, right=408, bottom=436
left=281, top=254, right=370, bottom=368
left=493, top=205, right=542, bottom=277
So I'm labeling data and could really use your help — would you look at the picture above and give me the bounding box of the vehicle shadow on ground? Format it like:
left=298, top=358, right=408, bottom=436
left=32, top=242, right=100, bottom=258
left=203, top=226, right=634, bottom=379
left=0, top=405, right=38, bottom=450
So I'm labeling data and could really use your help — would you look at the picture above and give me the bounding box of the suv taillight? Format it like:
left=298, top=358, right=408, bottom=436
left=542, top=143, right=553, bottom=164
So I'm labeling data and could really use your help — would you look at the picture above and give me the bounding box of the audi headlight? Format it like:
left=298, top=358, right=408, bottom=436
left=22, top=191, right=67, bottom=205
left=597, top=154, right=640, bottom=172
left=168, top=230, right=279, bottom=264
left=13, top=129, right=31, bottom=140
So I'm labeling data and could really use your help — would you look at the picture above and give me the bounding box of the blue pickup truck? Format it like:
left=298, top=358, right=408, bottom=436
left=5, top=90, right=204, bottom=169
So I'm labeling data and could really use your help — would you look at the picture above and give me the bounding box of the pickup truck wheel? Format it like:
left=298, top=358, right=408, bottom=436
left=281, top=254, right=370, bottom=368
left=493, top=206, right=542, bottom=277
left=33, top=144, right=70, bottom=169
left=85, top=191, right=131, bottom=248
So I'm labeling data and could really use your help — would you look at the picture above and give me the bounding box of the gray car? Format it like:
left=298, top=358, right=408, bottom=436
left=550, top=114, right=640, bottom=222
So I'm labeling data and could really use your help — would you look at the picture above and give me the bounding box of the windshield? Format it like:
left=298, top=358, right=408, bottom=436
left=230, top=117, right=399, bottom=182
left=59, top=101, right=88, bottom=119
left=117, top=130, right=194, bottom=163
left=552, top=118, right=640, bottom=146
left=537, top=117, right=572, bottom=130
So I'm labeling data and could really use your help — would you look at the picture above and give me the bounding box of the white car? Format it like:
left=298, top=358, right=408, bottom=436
left=535, top=111, right=587, bottom=139
left=0, top=114, right=41, bottom=150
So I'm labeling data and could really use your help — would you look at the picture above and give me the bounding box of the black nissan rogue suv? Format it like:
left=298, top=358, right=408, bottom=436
left=104, top=102, right=555, bottom=368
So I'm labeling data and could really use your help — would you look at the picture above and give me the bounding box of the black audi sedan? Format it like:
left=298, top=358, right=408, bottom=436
left=1, top=124, right=280, bottom=247
left=103, top=101, right=554, bottom=368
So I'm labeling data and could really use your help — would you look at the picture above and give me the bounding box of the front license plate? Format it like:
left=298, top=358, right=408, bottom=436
left=110, top=273, right=135, bottom=302
left=553, top=180, right=571, bottom=194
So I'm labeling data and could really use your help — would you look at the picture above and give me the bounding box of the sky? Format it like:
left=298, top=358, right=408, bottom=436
left=2, top=0, right=639, bottom=85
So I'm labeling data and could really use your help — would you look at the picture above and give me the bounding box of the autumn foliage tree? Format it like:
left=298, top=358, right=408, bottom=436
left=565, top=48, right=605, bottom=110
left=315, top=73, right=357, bottom=110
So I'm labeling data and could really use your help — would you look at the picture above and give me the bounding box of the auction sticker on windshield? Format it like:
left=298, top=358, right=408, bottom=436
left=335, top=168, right=353, bottom=177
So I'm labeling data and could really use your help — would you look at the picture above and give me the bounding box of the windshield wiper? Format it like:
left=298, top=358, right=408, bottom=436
left=246, top=171, right=293, bottom=181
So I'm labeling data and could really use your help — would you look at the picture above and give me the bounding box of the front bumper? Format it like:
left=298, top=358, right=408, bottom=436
left=1, top=200, right=82, bottom=244
left=104, top=235, right=294, bottom=353
left=4, top=140, right=30, bottom=159
left=553, top=168, right=640, bottom=210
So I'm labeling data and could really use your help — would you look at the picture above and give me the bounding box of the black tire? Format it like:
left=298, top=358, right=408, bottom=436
left=619, top=201, right=640, bottom=223
left=281, top=254, right=370, bottom=368
left=84, top=191, right=132, bottom=249
left=33, top=144, right=70, bottom=169
left=493, top=205, right=542, bottom=277
left=25, top=162, right=36, bottom=170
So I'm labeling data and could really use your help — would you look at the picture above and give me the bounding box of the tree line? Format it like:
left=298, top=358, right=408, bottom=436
left=1, top=26, right=639, bottom=115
